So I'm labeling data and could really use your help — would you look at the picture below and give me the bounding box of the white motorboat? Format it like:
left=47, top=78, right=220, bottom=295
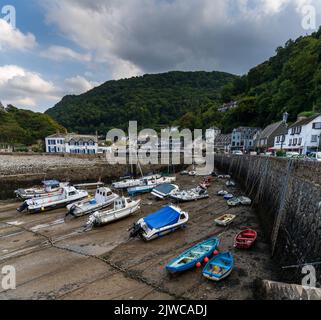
left=15, top=180, right=69, bottom=200
left=129, top=205, right=188, bottom=241
left=17, top=186, right=88, bottom=214
left=151, top=183, right=179, bottom=199
left=112, top=174, right=161, bottom=189
left=66, top=187, right=119, bottom=218
left=170, top=187, right=209, bottom=202
left=86, top=197, right=141, bottom=228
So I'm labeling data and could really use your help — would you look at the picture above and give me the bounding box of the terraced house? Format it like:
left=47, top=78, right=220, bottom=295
left=46, top=134, right=98, bottom=154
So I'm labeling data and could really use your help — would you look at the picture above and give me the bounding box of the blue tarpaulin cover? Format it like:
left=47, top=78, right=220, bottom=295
left=144, top=206, right=180, bottom=230
left=153, top=183, right=176, bottom=195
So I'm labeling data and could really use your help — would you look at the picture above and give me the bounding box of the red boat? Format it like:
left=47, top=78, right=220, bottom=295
left=199, top=177, right=212, bottom=189
left=234, top=229, right=257, bottom=249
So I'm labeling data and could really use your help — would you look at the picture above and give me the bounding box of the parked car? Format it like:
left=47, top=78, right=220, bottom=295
left=232, top=150, right=243, bottom=155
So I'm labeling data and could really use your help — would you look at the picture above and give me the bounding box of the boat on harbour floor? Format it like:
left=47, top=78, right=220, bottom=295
left=112, top=174, right=161, bottom=189
left=234, top=229, right=257, bottom=249
left=17, top=186, right=88, bottom=214
left=86, top=197, right=141, bottom=229
left=151, top=183, right=179, bottom=199
left=170, top=187, right=208, bottom=202
left=166, top=237, right=219, bottom=273
left=66, top=187, right=119, bottom=218
left=202, top=252, right=234, bottom=282
left=215, top=214, right=236, bottom=226
left=129, top=205, right=188, bottom=241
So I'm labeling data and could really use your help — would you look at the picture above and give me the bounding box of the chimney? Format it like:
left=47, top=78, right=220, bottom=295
left=282, top=112, right=289, bottom=123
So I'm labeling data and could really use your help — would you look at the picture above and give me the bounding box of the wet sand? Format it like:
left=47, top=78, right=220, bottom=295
left=0, top=174, right=275, bottom=300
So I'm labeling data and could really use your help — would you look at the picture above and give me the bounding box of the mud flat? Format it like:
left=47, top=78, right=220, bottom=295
left=0, top=174, right=276, bottom=300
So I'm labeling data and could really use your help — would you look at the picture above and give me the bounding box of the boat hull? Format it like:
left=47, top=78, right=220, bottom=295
left=234, top=229, right=257, bottom=249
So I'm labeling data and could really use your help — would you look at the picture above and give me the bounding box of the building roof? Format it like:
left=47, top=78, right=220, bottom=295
left=46, top=133, right=98, bottom=142
left=289, top=113, right=321, bottom=129
left=260, top=121, right=284, bottom=139
left=215, top=133, right=232, bottom=144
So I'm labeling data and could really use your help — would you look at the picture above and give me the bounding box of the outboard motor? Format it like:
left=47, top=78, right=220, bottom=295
left=17, top=201, right=28, bottom=213
left=129, top=223, right=144, bottom=239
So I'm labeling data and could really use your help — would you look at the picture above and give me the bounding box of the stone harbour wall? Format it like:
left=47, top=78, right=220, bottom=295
left=214, top=155, right=321, bottom=285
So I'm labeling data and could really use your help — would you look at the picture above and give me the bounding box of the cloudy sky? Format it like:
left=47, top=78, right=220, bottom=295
left=0, top=0, right=320, bottom=112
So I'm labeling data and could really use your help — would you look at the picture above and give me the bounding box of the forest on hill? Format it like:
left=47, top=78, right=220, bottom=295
left=45, top=71, right=237, bottom=134
left=0, top=105, right=66, bottom=146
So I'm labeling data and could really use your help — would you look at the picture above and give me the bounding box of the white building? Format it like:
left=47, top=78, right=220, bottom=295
left=46, top=134, right=98, bottom=154
left=274, top=114, right=321, bottom=154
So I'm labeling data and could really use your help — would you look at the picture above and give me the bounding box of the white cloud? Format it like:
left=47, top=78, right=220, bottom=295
left=41, top=0, right=321, bottom=78
left=0, top=65, right=59, bottom=111
left=40, top=45, right=92, bottom=62
left=64, top=75, right=98, bottom=94
left=0, top=20, right=37, bottom=51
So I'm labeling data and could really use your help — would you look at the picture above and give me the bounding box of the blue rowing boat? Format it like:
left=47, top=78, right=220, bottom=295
left=202, top=252, right=234, bottom=281
left=166, top=237, right=219, bottom=273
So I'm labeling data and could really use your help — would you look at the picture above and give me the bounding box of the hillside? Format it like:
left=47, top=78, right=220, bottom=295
left=0, top=105, right=66, bottom=146
left=217, top=28, right=321, bottom=132
left=45, top=71, right=237, bottom=133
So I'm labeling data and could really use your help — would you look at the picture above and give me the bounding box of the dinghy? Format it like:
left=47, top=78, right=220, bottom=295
left=15, top=180, right=69, bottom=200
left=215, top=214, right=236, bottom=226
left=127, top=176, right=176, bottom=197
left=223, top=193, right=234, bottom=200
left=66, top=187, right=119, bottom=218
left=202, top=252, right=234, bottom=281
left=166, top=237, right=219, bottom=273
left=188, top=171, right=196, bottom=176
left=218, top=190, right=229, bottom=196
left=227, top=197, right=241, bottom=207
left=234, top=229, right=257, bottom=249
left=199, top=177, right=212, bottom=189
left=86, top=197, right=141, bottom=228
left=180, top=170, right=189, bottom=176
left=17, top=186, right=88, bottom=214
left=170, top=187, right=208, bottom=202
left=226, top=180, right=236, bottom=187
left=238, top=196, right=252, bottom=206
left=129, top=205, right=188, bottom=241
left=151, top=184, right=179, bottom=200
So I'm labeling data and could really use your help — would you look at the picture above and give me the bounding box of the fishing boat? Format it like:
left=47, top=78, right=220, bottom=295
left=66, top=187, right=119, bottom=218
left=166, top=237, right=219, bottom=273
left=238, top=196, right=252, bottom=206
left=112, top=174, right=161, bottom=189
left=217, top=190, right=229, bottom=196
left=202, top=252, right=234, bottom=281
left=86, top=197, right=141, bottom=229
left=234, top=229, right=257, bottom=249
left=170, top=187, right=208, bottom=202
left=215, top=214, right=236, bottom=226
left=223, top=193, right=234, bottom=200
left=227, top=197, right=241, bottom=207
left=127, top=176, right=176, bottom=197
left=17, top=186, right=88, bottom=214
left=151, top=184, right=179, bottom=200
left=129, top=205, right=188, bottom=241
left=15, top=180, right=69, bottom=200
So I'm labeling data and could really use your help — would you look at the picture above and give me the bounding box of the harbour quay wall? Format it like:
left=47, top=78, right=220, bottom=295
left=0, top=154, right=182, bottom=200
left=214, top=155, right=321, bottom=284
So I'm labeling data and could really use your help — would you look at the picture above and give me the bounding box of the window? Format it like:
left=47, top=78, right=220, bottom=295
left=293, top=138, right=297, bottom=145
left=311, top=135, right=318, bottom=142
left=289, top=139, right=292, bottom=146
left=313, top=122, right=321, bottom=129
left=291, top=128, right=295, bottom=135
left=276, top=136, right=280, bottom=143
left=281, top=135, right=285, bottom=143
left=298, top=138, right=302, bottom=145
left=296, top=126, right=302, bottom=134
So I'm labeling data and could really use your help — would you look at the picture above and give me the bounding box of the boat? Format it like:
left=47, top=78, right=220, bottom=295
left=218, top=175, right=231, bottom=179
left=112, top=174, right=161, bottom=189
left=199, top=177, right=212, bottom=189
left=202, top=252, right=234, bottom=281
left=86, top=197, right=141, bottom=228
left=188, top=171, right=196, bottom=176
left=215, top=214, right=236, bottom=226
left=226, top=180, right=236, bottom=187
left=151, top=183, right=179, bottom=199
left=234, top=229, right=257, bottom=249
left=73, top=181, right=105, bottom=190
left=170, top=187, right=209, bottom=202
left=227, top=197, right=241, bottom=207
left=180, top=170, right=189, bottom=176
left=66, top=187, right=119, bottom=218
left=218, top=190, right=229, bottom=196
left=238, top=196, right=252, bottom=206
left=166, top=237, right=219, bottom=273
left=129, top=205, right=188, bottom=241
left=17, top=186, right=88, bottom=214
left=127, top=176, right=176, bottom=197
left=211, top=171, right=218, bottom=177
left=15, top=180, right=69, bottom=200
left=223, top=193, right=234, bottom=200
